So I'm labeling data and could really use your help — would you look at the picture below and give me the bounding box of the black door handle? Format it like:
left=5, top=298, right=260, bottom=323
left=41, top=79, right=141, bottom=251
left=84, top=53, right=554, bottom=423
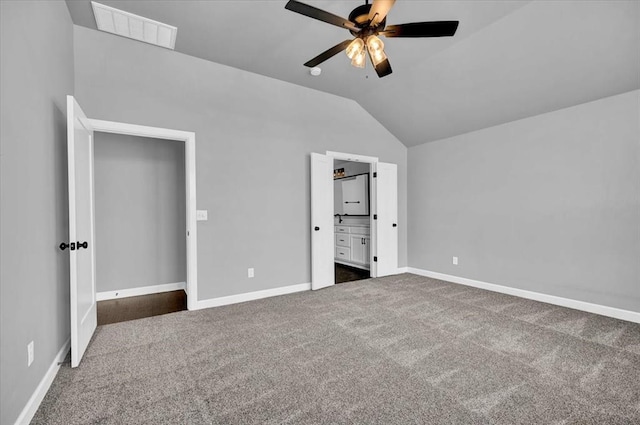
left=77, top=241, right=88, bottom=249
left=59, top=242, right=76, bottom=251
left=314, top=226, right=320, bottom=231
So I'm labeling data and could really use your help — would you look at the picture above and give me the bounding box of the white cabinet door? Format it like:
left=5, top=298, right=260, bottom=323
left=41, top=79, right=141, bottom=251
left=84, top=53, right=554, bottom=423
left=66, top=96, right=97, bottom=368
left=310, top=153, right=335, bottom=290
left=362, top=236, right=371, bottom=266
left=350, top=235, right=365, bottom=264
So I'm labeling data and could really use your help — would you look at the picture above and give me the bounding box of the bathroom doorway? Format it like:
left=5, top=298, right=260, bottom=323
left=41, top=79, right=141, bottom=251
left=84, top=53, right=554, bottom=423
left=333, top=159, right=372, bottom=284
left=310, top=150, right=397, bottom=291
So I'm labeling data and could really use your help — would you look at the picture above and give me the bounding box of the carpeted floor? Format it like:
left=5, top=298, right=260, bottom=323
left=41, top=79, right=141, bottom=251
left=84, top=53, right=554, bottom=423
left=33, top=273, right=640, bottom=424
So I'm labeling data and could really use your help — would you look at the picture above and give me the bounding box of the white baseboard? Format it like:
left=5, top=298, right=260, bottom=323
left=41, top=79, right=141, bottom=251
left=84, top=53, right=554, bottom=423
left=406, top=267, right=640, bottom=324
left=96, top=282, right=186, bottom=301
left=396, top=267, right=409, bottom=274
left=195, top=282, right=311, bottom=310
left=14, top=338, right=70, bottom=425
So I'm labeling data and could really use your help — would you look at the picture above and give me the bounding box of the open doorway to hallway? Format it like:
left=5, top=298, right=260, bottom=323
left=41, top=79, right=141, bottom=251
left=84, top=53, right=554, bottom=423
left=93, top=133, right=187, bottom=324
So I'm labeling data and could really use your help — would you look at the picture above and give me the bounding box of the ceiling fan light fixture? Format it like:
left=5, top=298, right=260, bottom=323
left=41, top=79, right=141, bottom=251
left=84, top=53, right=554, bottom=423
left=345, top=38, right=365, bottom=60
left=351, top=49, right=366, bottom=68
left=369, top=47, right=387, bottom=66
left=366, top=35, right=384, bottom=55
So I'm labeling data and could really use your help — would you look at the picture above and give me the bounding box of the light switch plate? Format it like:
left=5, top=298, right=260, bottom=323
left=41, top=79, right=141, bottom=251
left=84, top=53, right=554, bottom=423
left=452, top=256, right=458, bottom=265
left=196, top=210, right=208, bottom=221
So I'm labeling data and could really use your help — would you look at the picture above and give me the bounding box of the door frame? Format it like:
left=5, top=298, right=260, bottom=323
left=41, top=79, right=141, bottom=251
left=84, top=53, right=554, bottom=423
left=326, top=150, right=380, bottom=277
left=88, top=119, right=198, bottom=310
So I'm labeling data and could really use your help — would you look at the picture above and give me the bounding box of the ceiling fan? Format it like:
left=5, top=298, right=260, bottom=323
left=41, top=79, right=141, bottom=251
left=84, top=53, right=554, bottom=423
left=284, top=0, right=459, bottom=78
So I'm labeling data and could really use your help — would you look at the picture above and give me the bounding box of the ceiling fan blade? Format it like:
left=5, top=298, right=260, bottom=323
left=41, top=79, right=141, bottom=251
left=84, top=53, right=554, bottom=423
left=303, top=39, right=353, bottom=68
left=285, top=0, right=359, bottom=32
left=381, top=21, right=459, bottom=38
left=368, top=0, right=396, bottom=27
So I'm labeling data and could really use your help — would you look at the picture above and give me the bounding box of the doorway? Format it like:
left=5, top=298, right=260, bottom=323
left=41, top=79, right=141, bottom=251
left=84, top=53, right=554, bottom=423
left=310, top=150, right=398, bottom=291
left=93, top=133, right=187, bottom=324
left=333, top=159, right=372, bottom=284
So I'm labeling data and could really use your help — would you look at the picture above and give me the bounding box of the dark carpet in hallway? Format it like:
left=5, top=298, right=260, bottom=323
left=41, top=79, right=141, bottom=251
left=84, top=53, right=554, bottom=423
left=33, top=274, right=640, bottom=424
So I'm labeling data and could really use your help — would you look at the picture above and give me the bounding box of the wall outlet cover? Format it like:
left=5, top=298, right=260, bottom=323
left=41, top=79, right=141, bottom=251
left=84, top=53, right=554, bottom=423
left=453, top=256, right=458, bottom=265
left=248, top=268, right=254, bottom=278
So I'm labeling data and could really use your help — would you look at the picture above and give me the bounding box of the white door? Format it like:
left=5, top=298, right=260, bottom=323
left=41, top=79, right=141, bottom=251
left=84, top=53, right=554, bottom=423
left=66, top=95, right=97, bottom=367
left=373, top=162, right=398, bottom=277
left=310, top=153, right=335, bottom=290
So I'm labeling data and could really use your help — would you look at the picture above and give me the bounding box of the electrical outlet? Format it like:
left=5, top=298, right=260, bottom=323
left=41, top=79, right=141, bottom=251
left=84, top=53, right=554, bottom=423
left=27, top=341, right=34, bottom=367
left=452, top=256, right=458, bottom=265
left=248, top=268, right=254, bottom=278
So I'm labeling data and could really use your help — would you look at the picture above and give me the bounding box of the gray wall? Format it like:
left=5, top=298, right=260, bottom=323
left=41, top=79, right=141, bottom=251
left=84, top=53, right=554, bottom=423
left=408, top=90, right=640, bottom=312
left=73, top=25, right=408, bottom=301
left=94, top=134, right=186, bottom=293
left=0, top=2, right=74, bottom=424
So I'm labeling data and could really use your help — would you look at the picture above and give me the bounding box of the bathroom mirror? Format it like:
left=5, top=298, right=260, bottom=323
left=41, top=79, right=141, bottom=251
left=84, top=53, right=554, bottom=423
left=334, top=173, right=370, bottom=216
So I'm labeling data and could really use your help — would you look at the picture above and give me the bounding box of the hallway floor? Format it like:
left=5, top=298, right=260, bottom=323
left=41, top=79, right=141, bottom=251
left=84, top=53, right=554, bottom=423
left=335, top=263, right=370, bottom=284
left=97, top=290, right=187, bottom=325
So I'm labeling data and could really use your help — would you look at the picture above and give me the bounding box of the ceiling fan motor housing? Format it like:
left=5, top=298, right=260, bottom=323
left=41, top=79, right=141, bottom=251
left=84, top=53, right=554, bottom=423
left=348, top=4, right=386, bottom=37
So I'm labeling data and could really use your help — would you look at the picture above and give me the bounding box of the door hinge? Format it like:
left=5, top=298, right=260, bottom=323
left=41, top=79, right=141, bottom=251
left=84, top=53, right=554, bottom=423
left=373, top=256, right=378, bottom=262
left=373, top=172, right=377, bottom=178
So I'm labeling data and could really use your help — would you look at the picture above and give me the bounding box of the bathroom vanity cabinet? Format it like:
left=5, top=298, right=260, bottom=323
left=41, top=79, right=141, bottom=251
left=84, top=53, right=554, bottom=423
left=335, top=224, right=370, bottom=270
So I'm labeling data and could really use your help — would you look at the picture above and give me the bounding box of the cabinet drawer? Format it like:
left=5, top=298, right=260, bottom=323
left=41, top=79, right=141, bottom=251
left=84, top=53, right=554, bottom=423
left=350, top=226, right=370, bottom=235
left=335, top=247, right=350, bottom=260
left=335, top=226, right=349, bottom=234
left=335, top=234, right=350, bottom=247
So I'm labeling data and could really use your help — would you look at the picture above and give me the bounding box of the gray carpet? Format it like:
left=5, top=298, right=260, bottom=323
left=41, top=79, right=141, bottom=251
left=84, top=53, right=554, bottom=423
left=33, top=273, right=640, bottom=424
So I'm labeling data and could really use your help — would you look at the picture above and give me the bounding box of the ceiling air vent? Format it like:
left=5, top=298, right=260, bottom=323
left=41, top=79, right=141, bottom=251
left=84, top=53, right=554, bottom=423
left=91, top=1, right=177, bottom=50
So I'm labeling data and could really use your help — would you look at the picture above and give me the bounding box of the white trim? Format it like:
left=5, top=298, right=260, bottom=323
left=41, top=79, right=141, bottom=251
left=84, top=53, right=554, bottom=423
left=396, top=267, right=409, bottom=274
left=406, top=267, right=640, bottom=324
left=194, top=283, right=311, bottom=310
left=326, top=150, right=379, bottom=163
left=96, top=282, right=186, bottom=301
left=89, top=119, right=194, bottom=141
left=14, top=339, right=70, bottom=425
left=88, top=118, right=198, bottom=311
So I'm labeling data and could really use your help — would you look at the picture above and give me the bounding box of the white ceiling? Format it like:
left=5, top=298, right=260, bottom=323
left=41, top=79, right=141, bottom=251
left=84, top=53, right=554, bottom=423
left=66, top=0, right=640, bottom=147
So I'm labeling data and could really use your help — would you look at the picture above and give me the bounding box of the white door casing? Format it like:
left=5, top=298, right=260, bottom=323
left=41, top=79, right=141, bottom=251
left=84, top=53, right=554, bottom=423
left=373, top=162, right=398, bottom=277
left=67, top=96, right=97, bottom=368
left=310, top=153, right=335, bottom=290
left=87, top=119, right=198, bottom=310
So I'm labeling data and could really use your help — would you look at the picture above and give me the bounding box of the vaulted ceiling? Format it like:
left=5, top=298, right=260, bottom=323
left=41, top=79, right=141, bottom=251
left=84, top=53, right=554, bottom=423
left=66, top=1, right=640, bottom=147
